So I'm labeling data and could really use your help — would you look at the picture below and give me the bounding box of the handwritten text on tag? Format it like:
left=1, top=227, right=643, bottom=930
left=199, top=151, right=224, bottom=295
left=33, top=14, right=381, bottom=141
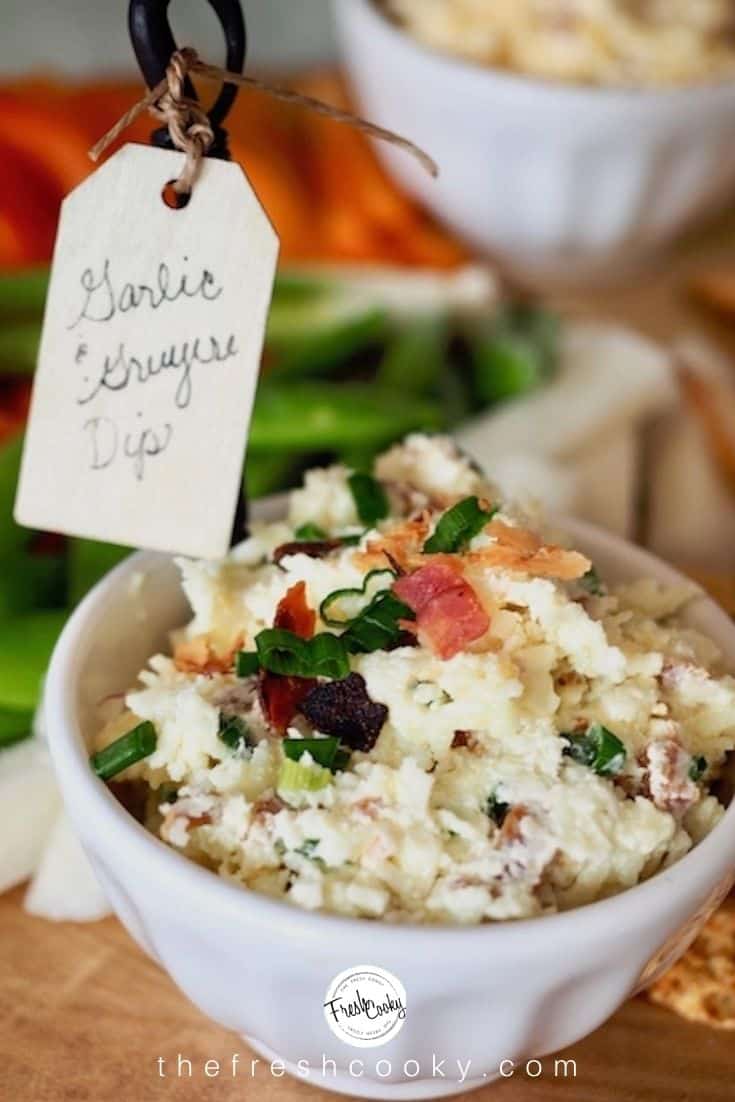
left=15, top=144, right=279, bottom=559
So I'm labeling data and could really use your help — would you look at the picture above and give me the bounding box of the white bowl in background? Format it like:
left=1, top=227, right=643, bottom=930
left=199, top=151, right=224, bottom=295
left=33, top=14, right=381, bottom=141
left=45, top=502, right=735, bottom=1100
left=335, top=0, right=735, bottom=287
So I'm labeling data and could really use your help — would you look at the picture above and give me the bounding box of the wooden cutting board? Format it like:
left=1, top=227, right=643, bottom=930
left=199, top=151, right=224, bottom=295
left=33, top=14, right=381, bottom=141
left=1, top=883, right=733, bottom=1102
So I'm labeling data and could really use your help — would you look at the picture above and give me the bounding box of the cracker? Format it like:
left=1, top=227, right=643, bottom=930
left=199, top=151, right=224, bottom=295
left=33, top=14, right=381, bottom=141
left=647, top=900, right=735, bottom=1029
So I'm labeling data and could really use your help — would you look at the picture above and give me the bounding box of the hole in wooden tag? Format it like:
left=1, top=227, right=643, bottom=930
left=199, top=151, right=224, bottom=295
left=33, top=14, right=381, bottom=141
left=162, top=181, right=191, bottom=210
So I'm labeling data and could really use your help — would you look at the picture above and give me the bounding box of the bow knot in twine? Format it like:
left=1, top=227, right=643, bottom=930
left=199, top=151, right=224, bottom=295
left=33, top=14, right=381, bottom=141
left=89, top=47, right=438, bottom=197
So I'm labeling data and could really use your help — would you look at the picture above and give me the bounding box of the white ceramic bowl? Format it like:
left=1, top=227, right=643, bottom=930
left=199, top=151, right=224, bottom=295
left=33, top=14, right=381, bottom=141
left=335, top=0, right=735, bottom=286
left=46, top=504, right=735, bottom=1100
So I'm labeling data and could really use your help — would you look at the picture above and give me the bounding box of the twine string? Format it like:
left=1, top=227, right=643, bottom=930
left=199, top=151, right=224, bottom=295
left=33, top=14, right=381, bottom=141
left=89, top=46, right=438, bottom=194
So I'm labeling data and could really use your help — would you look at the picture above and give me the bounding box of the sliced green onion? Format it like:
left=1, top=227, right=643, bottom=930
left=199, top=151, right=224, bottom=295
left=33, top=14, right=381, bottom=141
left=91, top=721, right=157, bottom=781
left=294, top=522, right=328, bottom=541
left=485, top=789, right=510, bottom=827
left=255, top=629, right=350, bottom=681
left=562, top=723, right=626, bottom=776
left=307, top=634, right=351, bottom=680
left=283, top=736, right=340, bottom=769
left=320, top=569, right=396, bottom=627
left=579, top=567, right=604, bottom=596
left=236, top=651, right=260, bottom=677
left=277, top=756, right=332, bottom=794
left=342, top=591, right=414, bottom=654
left=348, top=472, right=389, bottom=527
left=218, top=712, right=250, bottom=751
left=689, top=755, right=707, bottom=782
left=423, top=496, right=497, bottom=554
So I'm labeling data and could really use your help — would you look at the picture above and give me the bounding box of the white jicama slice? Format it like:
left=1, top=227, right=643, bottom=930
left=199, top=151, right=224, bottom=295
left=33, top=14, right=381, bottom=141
left=0, top=738, right=60, bottom=894
left=457, top=322, right=676, bottom=467
left=647, top=334, right=735, bottom=569
left=281, top=263, right=499, bottom=320
left=24, top=810, right=111, bottom=923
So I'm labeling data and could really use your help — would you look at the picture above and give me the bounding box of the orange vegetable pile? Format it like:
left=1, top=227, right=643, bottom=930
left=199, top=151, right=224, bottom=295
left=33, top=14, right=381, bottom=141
left=0, top=71, right=467, bottom=270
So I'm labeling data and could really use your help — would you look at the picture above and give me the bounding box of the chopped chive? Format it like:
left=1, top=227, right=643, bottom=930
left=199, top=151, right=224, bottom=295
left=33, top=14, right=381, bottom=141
left=320, top=569, right=396, bottom=627
left=579, top=567, right=604, bottom=596
left=255, top=628, right=350, bottom=681
left=294, top=838, right=321, bottom=860
left=236, top=650, right=260, bottom=677
left=218, top=712, right=251, bottom=751
left=689, top=755, right=707, bottom=782
left=294, top=522, right=327, bottom=541
left=342, top=591, right=415, bottom=654
left=283, top=736, right=340, bottom=769
left=562, top=723, right=626, bottom=776
left=91, top=721, right=157, bottom=781
left=485, top=789, right=510, bottom=827
left=423, top=496, right=497, bottom=554
left=348, top=472, right=389, bottom=527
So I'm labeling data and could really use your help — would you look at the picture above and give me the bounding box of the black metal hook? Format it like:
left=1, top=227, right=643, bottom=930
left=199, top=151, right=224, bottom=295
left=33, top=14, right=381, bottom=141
left=128, top=0, right=247, bottom=161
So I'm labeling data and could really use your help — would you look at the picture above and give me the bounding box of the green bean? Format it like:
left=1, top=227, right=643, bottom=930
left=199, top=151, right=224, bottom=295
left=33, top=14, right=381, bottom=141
left=0, top=434, right=27, bottom=556
left=249, top=383, right=441, bottom=452
left=0, top=268, right=49, bottom=320
left=0, top=609, right=66, bottom=712
left=0, top=321, right=40, bottom=374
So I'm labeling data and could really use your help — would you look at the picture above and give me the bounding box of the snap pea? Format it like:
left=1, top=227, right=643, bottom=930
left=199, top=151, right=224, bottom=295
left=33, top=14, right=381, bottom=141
left=245, top=450, right=302, bottom=500
left=470, top=304, right=559, bottom=404
left=267, top=299, right=388, bottom=378
left=377, top=316, right=448, bottom=396
left=0, top=610, right=66, bottom=712
left=248, top=383, right=441, bottom=452
left=0, top=551, right=66, bottom=617
left=0, top=434, right=27, bottom=556
left=0, top=268, right=49, bottom=320
left=0, top=707, right=33, bottom=750
left=0, top=322, right=40, bottom=374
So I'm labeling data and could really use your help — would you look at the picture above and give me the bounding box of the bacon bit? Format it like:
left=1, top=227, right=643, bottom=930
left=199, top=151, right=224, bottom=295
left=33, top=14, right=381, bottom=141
left=645, top=739, right=700, bottom=816
left=301, top=673, right=388, bottom=752
left=253, top=795, right=285, bottom=821
left=487, top=520, right=542, bottom=554
left=259, top=672, right=317, bottom=735
left=464, top=542, right=590, bottom=580
left=499, top=805, right=528, bottom=845
left=174, top=633, right=244, bottom=675
left=274, top=581, right=316, bottom=639
left=451, top=730, right=480, bottom=752
left=353, top=512, right=431, bottom=573
left=260, top=584, right=318, bottom=733
left=272, top=540, right=342, bottom=566
left=393, top=562, right=489, bottom=660
left=186, top=813, right=212, bottom=829
left=352, top=796, right=384, bottom=820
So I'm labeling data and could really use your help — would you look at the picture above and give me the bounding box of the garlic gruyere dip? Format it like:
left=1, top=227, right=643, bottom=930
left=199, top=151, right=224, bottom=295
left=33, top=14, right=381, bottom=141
left=97, top=435, right=735, bottom=924
left=384, top=1, right=735, bottom=88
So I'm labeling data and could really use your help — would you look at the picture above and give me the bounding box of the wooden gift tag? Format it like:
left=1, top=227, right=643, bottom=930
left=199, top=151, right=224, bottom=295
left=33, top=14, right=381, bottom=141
left=15, top=143, right=279, bottom=559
